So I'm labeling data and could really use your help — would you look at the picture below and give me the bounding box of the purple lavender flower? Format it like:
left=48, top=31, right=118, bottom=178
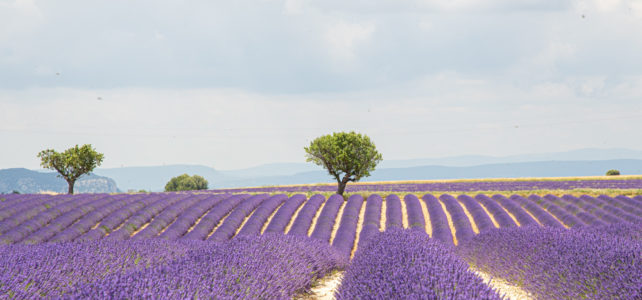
left=336, top=228, right=502, bottom=299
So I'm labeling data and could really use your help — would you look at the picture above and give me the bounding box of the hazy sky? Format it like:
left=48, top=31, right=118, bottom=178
left=1, top=0, right=641, bottom=170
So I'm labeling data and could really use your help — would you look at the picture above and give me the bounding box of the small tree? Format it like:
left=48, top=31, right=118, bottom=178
left=165, top=174, right=209, bottom=191
left=606, top=169, right=621, bottom=176
left=38, top=144, right=104, bottom=194
left=305, top=131, right=383, bottom=195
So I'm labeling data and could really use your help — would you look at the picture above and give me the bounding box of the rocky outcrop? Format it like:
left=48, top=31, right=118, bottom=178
left=0, top=168, right=120, bottom=194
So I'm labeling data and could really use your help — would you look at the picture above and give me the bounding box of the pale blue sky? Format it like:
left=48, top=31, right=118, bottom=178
left=1, top=0, right=641, bottom=169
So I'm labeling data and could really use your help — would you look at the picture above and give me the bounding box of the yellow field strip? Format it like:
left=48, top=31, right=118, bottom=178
left=499, top=204, right=521, bottom=227
left=185, top=205, right=216, bottom=235
left=472, top=268, right=534, bottom=300
left=329, top=201, right=347, bottom=245
left=538, top=204, right=570, bottom=229
left=260, top=202, right=286, bottom=235
left=90, top=222, right=101, bottom=230
left=477, top=201, right=500, bottom=228
left=418, top=197, right=432, bottom=237
left=307, top=199, right=326, bottom=237
left=156, top=216, right=178, bottom=236
left=233, top=207, right=259, bottom=238
left=459, top=201, right=479, bottom=234
left=295, top=270, right=344, bottom=300
left=284, top=200, right=306, bottom=235
left=130, top=220, right=152, bottom=237
left=400, top=197, right=409, bottom=229
left=206, top=208, right=235, bottom=240
left=218, top=175, right=642, bottom=191
left=438, top=199, right=458, bottom=246
left=522, top=207, right=543, bottom=227
left=350, top=200, right=367, bottom=259
left=380, top=198, right=387, bottom=232
left=106, top=219, right=129, bottom=237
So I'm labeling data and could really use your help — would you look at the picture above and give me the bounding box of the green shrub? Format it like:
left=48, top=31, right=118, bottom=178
left=606, top=169, right=620, bottom=176
left=165, top=174, right=209, bottom=192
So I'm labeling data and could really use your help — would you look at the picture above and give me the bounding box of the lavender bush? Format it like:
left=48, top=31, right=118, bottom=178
left=235, top=194, right=288, bottom=236
left=403, top=194, right=426, bottom=232
left=509, top=195, right=564, bottom=227
left=207, top=179, right=642, bottom=193
left=68, top=234, right=347, bottom=299
left=357, top=194, right=382, bottom=250
left=457, top=195, right=496, bottom=233
left=475, top=194, right=517, bottom=228
left=491, top=194, right=539, bottom=226
left=309, top=194, right=343, bottom=243
left=528, top=194, right=585, bottom=227
left=385, top=194, right=403, bottom=229
left=422, top=194, right=454, bottom=245
left=287, top=194, right=325, bottom=236
left=181, top=194, right=247, bottom=240
left=0, top=239, right=193, bottom=298
left=440, top=194, right=475, bottom=243
left=158, top=194, right=226, bottom=240
left=263, top=194, right=306, bottom=234
left=106, top=194, right=184, bottom=241
left=332, top=195, right=364, bottom=257
left=208, top=194, right=270, bottom=242
left=335, top=228, right=501, bottom=299
left=458, top=223, right=642, bottom=299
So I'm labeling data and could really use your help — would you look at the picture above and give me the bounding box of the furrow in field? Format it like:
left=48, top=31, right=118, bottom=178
left=350, top=198, right=367, bottom=259
left=400, top=196, right=409, bottom=229
left=472, top=268, right=534, bottom=300
left=283, top=197, right=309, bottom=234
left=419, top=194, right=432, bottom=237
left=260, top=201, right=287, bottom=235
left=206, top=208, right=235, bottom=239
left=329, top=201, right=347, bottom=245
left=438, top=198, right=458, bottom=246
left=183, top=196, right=226, bottom=235
left=233, top=207, right=258, bottom=238
left=307, top=197, right=327, bottom=237
left=459, top=201, right=479, bottom=234
left=477, top=201, right=500, bottom=228
left=380, top=197, right=387, bottom=231
left=287, top=195, right=326, bottom=237
left=496, top=203, right=521, bottom=227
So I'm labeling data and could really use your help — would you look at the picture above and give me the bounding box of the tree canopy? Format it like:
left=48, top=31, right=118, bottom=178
left=38, top=144, right=104, bottom=194
left=165, top=174, right=209, bottom=192
left=606, top=169, right=621, bottom=176
left=304, top=131, right=382, bottom=195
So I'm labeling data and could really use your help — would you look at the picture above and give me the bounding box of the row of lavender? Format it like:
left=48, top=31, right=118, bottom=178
left=207, top=178, right=642, bottom=193
left=1, top=192, right=640, bottom=254
left=0, top=234, right=348, bottom=299
left=2, top=223, right=638, bottom=299
left=338, top=223, right=641, bottom=299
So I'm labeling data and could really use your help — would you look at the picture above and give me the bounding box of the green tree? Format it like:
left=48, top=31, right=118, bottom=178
left=37, top=144, right=104, bottom=194
left=606, top=169, right=621, bottom=176
left=165, top=174, right=209, bottom=191
left=305, top=131, right=383, bottom=195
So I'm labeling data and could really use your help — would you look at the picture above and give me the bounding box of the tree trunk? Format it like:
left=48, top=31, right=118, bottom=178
left=67, top=180, right=75, bottom=194
left=336, top=182, right=347, bottom=195
left=336, top=177, right=350, bottom=195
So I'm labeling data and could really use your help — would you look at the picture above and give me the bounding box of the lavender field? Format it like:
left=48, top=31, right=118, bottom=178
left=0, top=188, right=640, bottom=299
left=209, top=177, right=642, bottom=194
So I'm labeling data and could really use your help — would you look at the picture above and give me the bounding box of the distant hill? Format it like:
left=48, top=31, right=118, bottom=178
left=0, top=168, right=119, bottom=194
left=211, top=159, right=642, bottom=187
left=94, top=165, right=231, bottom=192
left=95, top=158, right=642, bottom=191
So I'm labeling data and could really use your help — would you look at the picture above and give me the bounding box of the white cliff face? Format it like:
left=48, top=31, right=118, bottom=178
left=73, top=176, right=120, bottom=193
left=0, top=168, right=120, bottom=194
